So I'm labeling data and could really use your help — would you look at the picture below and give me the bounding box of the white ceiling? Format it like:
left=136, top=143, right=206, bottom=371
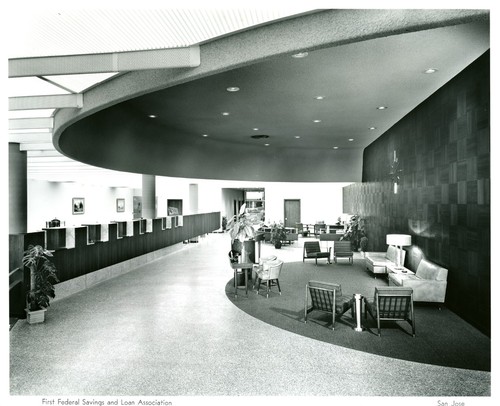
left=6, top=7, right=316, bottom=188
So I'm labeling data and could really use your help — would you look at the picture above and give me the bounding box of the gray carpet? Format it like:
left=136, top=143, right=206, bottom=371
left=225, top=258, right=490, bottom=371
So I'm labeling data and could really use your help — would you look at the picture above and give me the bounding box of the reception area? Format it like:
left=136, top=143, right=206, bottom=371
left=6, top=7, right=492, bottom=403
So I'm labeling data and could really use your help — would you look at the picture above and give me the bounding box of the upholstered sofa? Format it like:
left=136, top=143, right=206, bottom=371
left=365, top=245, right=405, bottom=276
left=388, top=258, right=448, bottom=304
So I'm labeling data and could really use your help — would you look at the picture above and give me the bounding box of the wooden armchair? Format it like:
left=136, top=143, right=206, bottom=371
left=304, top=280, right=353, bottom=330
left=333, top=241, right=354, bottom=264
left=364, top=287, right=415, bottom=337
left=303, top=241, right=331, bottom=265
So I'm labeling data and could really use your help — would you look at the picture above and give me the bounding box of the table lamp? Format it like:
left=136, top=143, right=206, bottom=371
left=386, top=234, right=412, bottom=269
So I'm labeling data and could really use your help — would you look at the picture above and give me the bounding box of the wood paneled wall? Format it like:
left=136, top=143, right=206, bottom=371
left=344, top=51, right=490, bottom=335
left=11, top=212, right=220, bottom=285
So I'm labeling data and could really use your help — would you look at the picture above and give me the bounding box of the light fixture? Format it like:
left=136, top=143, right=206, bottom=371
left=253, top=128, right=259, bottom=131
left=314, top=96, right=325, bottom=100
left=148, top=114, right=157, bottom=118
left=424, top=68, right=438, bottom=74
left=202, top=134, right=209, bottom=137
left=386, top=234, right=412, bottom=269
left=313, top=119, right=321, bottom=123
left=348, top=138, right=354, bottom=142
left=369, top=126, right=377, bottom=130
left=333, top=146, right=339, bottom=149
left=292, top=52, right=308, bottom=58
left=226, top=86, right=240, bottom=92
left=295, top=136, right=301, bottom=139
left=377, top=106, right=388, bottom=110
left=264, top=143, right=270, bottom=146
left=221, top=112, right=230, bottom=116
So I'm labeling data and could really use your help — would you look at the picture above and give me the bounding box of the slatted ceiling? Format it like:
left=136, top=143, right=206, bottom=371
left=9, top=9, right=312, bottom=58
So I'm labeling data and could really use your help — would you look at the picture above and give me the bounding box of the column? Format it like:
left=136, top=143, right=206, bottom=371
left=142, top=174, right=156, bottom=219
left=9, top=143, right=27, bottom=234
left=189, top=183, right=198, bottom=214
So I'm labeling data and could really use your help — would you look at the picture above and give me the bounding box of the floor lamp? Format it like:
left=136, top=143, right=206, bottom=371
left=386, top=234, right=412, bottom=269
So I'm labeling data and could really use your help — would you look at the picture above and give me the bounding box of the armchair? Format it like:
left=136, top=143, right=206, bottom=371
left=364, top=287, right=415, bottom=337
left=304, top=280, right=353, bottom=330
left=333, top=241, right=354, bottom=264
left=255, top=259, right=283, bottom=298
left=252, top=255, right=277, bottom=288
left=303, top=241, right=331, bottom=265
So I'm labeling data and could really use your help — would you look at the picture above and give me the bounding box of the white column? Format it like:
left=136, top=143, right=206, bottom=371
left=142, top=175, right=156, bottom=219
left=189, top=183, right=199, bottom=214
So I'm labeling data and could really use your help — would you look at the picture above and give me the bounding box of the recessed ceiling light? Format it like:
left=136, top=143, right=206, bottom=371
left=221, top=112, right=230, bottom=116
left=313, top=119, right=322, bottom=123
left=295, top=136, right=301, bottom=139
left=314, top=96, right=325, bottom=100
left=377, top=106, right=388, bottom=110
left=424, top=68, right=438, bottom=74
left=348, top=138, right=354, bottom=142
left=148, top=114, right=156, bottom=118
left=292, top=52, right=308, bottom=58
left=333, top=146, right=339, bottom=149
left=264, top=143, right=270, bottom=146
left=226, top=86, right=240, bottom=92
left=369, top=126, right=377, bottom=130
left=202, top=134, right=209, bottom=137
left=253, top=128, right=259, bottom=131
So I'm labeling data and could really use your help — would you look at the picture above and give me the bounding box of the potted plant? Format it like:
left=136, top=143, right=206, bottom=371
left=270, top=221, right=287, bottom=249
left=221, top=216, right=227, bottom=231
left=360, top=236, right=369, bottom=256
left=22, top=245, right=59, bottom=324
left=341, top=214, right=366, bottom=251
left=226, top=204, right=263, bottom=261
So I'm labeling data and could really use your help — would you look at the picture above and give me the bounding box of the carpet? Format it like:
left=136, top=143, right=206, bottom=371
left=225, top=258, right=490, bottom=371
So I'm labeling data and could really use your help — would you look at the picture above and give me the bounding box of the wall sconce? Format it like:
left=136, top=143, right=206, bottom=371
left=389, top=150, right=402, bottom=194
left=386, top=234, right=412, bottom=269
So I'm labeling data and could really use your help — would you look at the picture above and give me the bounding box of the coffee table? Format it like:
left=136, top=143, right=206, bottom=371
left=386, top=264, right=417, bottom=286
left=386, top=263, right=415, bottom=275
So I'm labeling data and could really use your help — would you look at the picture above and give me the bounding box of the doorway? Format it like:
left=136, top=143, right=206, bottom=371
left=284, top=199, right=301, bottom=228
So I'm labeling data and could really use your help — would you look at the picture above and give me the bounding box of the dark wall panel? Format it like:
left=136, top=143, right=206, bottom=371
left=344, top=51, right=490, bottom=335
left=13, top=212, right=220, bottom=293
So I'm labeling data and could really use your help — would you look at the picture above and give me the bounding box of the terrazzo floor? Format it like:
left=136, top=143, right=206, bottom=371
left=8, top=233, right=492, bottom=401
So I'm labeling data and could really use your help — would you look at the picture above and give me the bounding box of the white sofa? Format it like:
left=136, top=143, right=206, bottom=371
left=388, top=258, right=448, bottom=304
left=365, top=245, right=405, bottom=276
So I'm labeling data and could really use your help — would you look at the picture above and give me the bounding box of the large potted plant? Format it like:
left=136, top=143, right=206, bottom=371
left=22, top=245, right=59, bottom=324
left=341, top=214, right=366, bottom=251
left=226, top=204, right=263, bottom=262
left=270, top=221, right=287, bottom=249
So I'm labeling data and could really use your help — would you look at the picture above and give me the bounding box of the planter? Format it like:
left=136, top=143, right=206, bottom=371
left=274, top=242, right=282, bottom=249
left=26, top=308, right=47, bottom=324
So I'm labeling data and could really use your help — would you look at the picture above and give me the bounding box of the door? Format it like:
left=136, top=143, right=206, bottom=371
left=284, top=199, right=301, bottom=228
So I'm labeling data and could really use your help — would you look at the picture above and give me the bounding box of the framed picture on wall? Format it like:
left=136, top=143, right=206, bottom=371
left=116, top=198, right=125, bottom=212
left=72, top=197, right=85, bottom=215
